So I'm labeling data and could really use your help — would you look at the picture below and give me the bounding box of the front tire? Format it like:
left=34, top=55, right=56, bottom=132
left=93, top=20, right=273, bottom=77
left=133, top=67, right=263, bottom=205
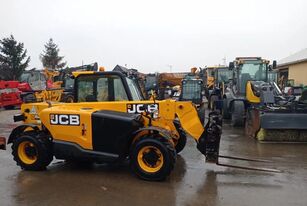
left=222, top=98, right=231, bottom=119
left=12, top=133, right=53, bottom=171
left=231, top=101, right=245, bottom=127
left=130, top=136, right=176, bottom=181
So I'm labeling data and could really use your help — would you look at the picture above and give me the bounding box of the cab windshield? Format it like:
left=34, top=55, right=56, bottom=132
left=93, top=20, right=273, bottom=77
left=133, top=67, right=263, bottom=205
left=216, top=68, right=231, bottom=83
left=207, top=68, right=215, bottom=77
left=239, top=61, right=267, bottom=81
left=237, top=61, right=267, bottom=94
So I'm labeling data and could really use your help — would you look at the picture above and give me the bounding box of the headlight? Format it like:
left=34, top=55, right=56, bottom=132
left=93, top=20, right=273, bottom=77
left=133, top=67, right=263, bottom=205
left=152, top=109, right=159, bottom=119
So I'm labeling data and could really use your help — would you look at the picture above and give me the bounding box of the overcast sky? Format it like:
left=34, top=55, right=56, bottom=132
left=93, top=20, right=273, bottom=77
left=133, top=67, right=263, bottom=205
left=1, top=0, right=307, bottom=73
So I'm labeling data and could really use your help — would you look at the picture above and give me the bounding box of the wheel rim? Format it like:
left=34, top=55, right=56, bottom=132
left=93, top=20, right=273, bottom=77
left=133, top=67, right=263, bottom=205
left=137, top=146, right=164, bottom=173
left=18, top=141, right=38, bottom=164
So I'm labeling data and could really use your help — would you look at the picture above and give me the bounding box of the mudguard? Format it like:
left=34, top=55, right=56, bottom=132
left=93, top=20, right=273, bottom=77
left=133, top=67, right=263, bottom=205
left=8, top=124, right=39, bottom=144
left=131, top=126, right=174, bottom=141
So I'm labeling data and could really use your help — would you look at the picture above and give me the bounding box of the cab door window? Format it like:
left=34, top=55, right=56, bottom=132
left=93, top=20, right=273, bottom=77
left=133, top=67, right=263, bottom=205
left=114, top=78, right=128, bottom=101
left=78, top=78, right=94, bottom=102
left=97, top=77, right=109, bottom=101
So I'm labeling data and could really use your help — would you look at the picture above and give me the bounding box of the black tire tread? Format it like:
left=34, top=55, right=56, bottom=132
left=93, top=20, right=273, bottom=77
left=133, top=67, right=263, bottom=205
left=175, top=133, right=187, bottom=154
left=222, top=98, right=231, bottom=119
left=12, top=131, right=53, bottom=171
left=231, top=101, right=245, bottom=127
left=130, top=135, right=176, bottom=181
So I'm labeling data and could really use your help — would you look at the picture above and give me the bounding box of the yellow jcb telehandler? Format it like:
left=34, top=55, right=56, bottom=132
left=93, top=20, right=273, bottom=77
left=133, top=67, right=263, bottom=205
left=7, top=70, right=279, bottom=181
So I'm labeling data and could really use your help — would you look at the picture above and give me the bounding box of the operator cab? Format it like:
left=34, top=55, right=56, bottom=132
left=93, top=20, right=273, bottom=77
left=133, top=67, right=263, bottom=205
left=230, top=57, right=269, bottom=95
left=74, top=71, right=144, bottom=102
left=180, top=75, right=204, bottom=105
left=215, top=67, right=231, bottom=85
left=19, top=70, right=47, bottom=91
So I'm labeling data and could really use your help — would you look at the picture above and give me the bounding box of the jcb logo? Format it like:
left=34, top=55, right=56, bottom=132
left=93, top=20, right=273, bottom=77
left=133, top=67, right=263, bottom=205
left=50, top=114, right=80, bottom=126
left=127, top=103, right=159, bottom=114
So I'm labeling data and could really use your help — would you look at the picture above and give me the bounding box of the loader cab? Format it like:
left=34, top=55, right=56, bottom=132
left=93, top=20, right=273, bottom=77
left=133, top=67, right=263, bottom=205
left=231, top=58, right=269, bottom=95
left=214, top=67, right=231, bottom=86
left=206, top=67, right=215, bottom=89
left=74, top=71, right=144, bottom=102
left=180, top=77, right=204, bottom=105
left=19, top=71, right=47, bottom=91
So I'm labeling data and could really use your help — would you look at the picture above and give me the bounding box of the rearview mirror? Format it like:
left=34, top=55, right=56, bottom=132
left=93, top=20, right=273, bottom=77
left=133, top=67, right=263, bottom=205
left=272, top=60, right=277, bottom=69
left=229, top=62, right=234, bottom=70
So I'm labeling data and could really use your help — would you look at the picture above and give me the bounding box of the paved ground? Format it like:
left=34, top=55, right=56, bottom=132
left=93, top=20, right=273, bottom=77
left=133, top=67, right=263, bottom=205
left=1, top=109, right=307, bottom=206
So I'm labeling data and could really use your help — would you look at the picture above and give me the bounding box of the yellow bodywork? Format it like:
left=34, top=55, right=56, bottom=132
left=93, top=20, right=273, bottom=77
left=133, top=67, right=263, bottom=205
left=207, top=76, right=214, bottom=89
left=34, top=89, right=64, bottom=102
left=72, top=71, right=95, bottom=77
left=246, top=81, right=260, bottom=103
left=20, top=99, right=204, bottom=150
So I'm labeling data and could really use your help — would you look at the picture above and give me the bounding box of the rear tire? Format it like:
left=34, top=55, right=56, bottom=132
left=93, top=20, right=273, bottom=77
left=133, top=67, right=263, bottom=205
left=175, top=134, right=187, bottom=154
left=222, top=98, right=231, bottom=119
left=231, top=101, right=245, bottom=127
left=130, top=136, right=176, bottom=181
left=12, top=133, right=53, bottom=171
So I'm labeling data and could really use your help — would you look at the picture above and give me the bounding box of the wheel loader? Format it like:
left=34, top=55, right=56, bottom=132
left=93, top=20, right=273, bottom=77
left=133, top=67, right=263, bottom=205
left=179, top=67, right=206, bottom=124
left=222, top=57, right=277, bottom=126
left=221, top=57, right=307, bottom=141
left=7, top=70, right=279, bottom=181
left=206, top=66, right=231, bottom=111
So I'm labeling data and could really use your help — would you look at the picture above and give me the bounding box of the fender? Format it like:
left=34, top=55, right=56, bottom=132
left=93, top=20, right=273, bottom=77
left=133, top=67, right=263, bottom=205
left=131, top=126, right=174, bottom=142
left=8, top=124, right=40, bottom=144
left=120, top=126, right=174, bottom=159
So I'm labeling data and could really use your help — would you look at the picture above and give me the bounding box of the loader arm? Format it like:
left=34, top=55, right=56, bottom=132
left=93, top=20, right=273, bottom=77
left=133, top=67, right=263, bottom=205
left=174, top=101, right=204, bottom=141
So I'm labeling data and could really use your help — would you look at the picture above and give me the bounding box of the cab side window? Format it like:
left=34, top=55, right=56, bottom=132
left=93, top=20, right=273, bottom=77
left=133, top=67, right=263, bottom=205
left=77, top=75, right=129, bottom=102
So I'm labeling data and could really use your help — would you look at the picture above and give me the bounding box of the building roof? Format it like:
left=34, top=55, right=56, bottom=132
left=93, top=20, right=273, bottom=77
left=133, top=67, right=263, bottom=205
left=278, top=48, right=307, bottom=67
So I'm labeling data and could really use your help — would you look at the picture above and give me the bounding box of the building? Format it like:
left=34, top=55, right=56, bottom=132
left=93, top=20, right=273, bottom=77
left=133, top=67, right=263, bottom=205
left=277, top=48, right=307, bottom=86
